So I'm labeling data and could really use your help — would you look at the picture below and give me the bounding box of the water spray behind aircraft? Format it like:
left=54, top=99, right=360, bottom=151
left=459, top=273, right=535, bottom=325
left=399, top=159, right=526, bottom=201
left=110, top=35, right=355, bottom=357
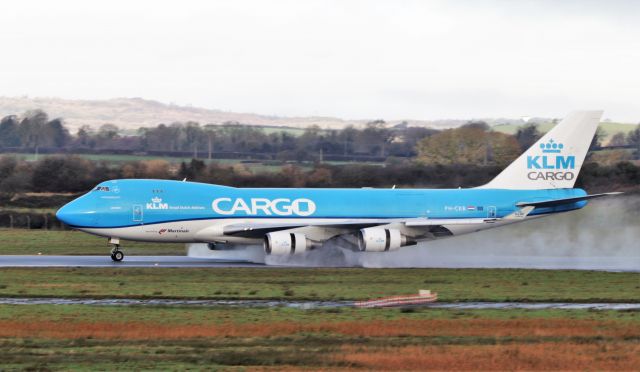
left=263, top=196, right=640, bottom=270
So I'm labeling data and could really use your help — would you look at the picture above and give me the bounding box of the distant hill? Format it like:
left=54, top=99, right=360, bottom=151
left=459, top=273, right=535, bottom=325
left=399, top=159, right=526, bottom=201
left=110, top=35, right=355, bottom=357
left=1, top=97, right=635, bottom=141
left=0, top=96, right=445, bottom=132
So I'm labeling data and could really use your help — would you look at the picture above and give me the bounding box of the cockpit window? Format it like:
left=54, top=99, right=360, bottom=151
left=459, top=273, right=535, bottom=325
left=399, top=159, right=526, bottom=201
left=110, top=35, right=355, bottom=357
left=94, top=186, right=110, bottom=191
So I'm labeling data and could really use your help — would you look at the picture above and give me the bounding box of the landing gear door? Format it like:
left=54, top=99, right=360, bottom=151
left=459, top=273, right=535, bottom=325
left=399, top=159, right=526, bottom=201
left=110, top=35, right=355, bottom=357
left=487, top=206, right=497, bottom=219
left=133, top=204, right=143, bottom=222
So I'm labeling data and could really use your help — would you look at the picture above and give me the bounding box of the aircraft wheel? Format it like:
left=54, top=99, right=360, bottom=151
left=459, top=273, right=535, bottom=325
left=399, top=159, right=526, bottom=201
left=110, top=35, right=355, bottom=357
left=111, top=250, right=124, bottom=262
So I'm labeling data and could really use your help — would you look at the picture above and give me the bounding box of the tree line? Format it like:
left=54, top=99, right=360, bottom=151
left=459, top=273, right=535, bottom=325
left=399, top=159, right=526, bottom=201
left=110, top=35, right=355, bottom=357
left=0, top=155, right=638, bottom=196
left=0, top=110, right=438, bottom=161
left=2, top=110, right=639, bottom=165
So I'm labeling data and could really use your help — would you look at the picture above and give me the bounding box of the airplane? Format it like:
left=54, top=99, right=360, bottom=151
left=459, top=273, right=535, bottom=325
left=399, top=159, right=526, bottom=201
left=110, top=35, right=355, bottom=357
left=56, top=111, right=620, bottom=262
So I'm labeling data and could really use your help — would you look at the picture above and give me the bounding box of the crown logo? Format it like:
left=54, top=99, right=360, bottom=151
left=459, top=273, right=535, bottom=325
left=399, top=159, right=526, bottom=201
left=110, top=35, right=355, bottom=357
left=151, top=197, right=162, bottom=203
left=540, top=139, right=563, bottom=153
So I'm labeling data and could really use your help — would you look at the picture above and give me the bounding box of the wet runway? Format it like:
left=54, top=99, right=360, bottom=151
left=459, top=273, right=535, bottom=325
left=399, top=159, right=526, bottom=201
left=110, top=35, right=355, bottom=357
left=0, top=255, right=638, bottom=270
left=0, top=255, right=265, bottom=268
left=1, top=297, right=639, bottom=310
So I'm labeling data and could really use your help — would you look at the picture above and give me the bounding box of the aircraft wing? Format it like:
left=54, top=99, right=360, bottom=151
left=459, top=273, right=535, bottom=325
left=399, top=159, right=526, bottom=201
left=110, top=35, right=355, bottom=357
left=223, top=219, right=398, bottom=236
left=404, top=218, right=497, bottom=226
left=222, top=217, right=502, bottom=238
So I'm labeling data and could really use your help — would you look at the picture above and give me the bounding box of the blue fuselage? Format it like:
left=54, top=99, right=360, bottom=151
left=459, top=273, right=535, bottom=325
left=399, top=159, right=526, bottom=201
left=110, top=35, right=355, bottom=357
left=56, top=179, right=588, bottom=229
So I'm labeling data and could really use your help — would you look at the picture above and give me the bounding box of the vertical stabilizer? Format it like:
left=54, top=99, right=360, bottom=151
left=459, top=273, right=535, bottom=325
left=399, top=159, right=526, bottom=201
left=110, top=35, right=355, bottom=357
left=480, top=110, right=603, bottom=190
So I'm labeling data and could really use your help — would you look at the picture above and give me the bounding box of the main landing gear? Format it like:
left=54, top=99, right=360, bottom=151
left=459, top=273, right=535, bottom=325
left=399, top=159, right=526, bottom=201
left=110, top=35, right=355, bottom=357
left=109, top=237, right=124, bottom=262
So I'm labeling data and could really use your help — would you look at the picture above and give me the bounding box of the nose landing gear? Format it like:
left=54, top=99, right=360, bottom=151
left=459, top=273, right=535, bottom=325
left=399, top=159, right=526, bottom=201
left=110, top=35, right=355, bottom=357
left=110, top=248, right=124, bottom=262
left=109, top=237, right=124, bottom=262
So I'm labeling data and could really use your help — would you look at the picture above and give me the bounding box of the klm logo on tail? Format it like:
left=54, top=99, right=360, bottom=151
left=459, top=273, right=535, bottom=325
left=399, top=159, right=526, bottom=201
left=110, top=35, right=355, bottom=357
left=527, top=140, right=576, bottom=181
left=480, top=111, right=602, bottom=190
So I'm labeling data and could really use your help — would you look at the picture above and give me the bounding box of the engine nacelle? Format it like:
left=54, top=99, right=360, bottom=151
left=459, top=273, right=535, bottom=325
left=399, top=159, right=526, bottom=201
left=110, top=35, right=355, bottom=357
left=264, top=232, right=309, bottom=255
left=358, top=227, right=408, bottom=252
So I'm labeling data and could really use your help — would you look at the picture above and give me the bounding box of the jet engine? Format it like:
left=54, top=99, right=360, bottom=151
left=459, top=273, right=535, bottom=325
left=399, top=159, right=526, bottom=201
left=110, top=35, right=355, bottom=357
left=357, top=227, right=412, bottom=252
left=264, top=232, right=310, bottom=255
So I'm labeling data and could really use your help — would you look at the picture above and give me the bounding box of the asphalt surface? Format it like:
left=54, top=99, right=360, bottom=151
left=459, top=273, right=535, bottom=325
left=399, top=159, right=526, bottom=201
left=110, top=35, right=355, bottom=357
left=0, top=255, right=265, bottom=268
left=0, top=255, right=638, bottom=270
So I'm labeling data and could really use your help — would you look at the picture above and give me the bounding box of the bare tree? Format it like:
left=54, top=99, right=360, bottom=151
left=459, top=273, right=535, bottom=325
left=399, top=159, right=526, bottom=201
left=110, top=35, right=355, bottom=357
left=204, top=124, right=217, bottom=160
left=18, top=110, right=48, bottom=159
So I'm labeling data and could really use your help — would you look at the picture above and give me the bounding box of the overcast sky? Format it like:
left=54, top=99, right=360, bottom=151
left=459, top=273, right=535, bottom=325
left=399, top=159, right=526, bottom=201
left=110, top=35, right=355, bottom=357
left=1, top=0, right=639, bottom=122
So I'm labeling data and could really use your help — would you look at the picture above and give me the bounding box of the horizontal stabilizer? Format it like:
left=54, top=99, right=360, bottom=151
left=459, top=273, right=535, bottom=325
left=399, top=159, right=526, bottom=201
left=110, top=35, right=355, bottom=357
left=516, top=192, right=623, bottom=208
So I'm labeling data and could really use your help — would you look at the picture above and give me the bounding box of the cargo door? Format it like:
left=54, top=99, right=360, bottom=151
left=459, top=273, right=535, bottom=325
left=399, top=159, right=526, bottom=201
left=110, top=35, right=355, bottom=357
left=132, top=204, right=143, bottom=223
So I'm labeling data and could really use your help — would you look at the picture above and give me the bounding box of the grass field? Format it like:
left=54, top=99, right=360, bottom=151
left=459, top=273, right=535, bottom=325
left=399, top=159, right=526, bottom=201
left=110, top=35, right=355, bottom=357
left=0, top=302, right=638, bottom=370
left=7, top=152, right=196, bottom=163
left=0, top=229, right=185, bottom=255
left=0, top=305, right=640, bottom=370
left=2, top=153, right=380, bottom=175
left=0, top=267, right=638, bottom=370
left=0, top=267, right=638, bottom=302
left=0, top=207, right=57, bottom=214
left=259, top=125, right=307, bottom=136
left=4, top=153, right=323, bottom=174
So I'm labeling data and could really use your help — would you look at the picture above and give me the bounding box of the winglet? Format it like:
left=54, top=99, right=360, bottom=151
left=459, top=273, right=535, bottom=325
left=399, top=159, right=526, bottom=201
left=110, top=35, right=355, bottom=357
left=504, top=206, right=535, bottom=220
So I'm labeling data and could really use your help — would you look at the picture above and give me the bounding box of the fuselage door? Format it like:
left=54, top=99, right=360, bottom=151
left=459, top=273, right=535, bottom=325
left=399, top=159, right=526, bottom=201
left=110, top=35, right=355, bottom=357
left=487, top=206, right=497, bottom=218
left=133, top=204, right=143, bottom=222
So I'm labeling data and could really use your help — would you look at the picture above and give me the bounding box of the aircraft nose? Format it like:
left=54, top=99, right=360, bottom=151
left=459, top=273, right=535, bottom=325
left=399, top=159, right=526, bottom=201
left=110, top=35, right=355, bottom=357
left=56, top=202, right=76, bottom=226
left=56, top=200, right=96, bottom=227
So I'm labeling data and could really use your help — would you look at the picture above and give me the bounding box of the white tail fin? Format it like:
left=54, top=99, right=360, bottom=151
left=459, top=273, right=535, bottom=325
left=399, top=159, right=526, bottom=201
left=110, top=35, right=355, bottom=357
left=480, top=110, right=603, bottom=190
